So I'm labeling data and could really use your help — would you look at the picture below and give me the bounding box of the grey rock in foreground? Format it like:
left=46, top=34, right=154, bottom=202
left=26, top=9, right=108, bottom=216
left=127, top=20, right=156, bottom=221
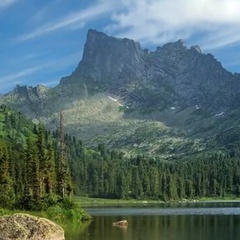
left=0, top=213, right=65, bottom=240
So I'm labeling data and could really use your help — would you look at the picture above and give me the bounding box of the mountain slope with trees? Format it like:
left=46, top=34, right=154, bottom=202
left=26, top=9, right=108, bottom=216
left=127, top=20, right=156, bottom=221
left=0, top=105, right=73, bottom=210
left=1, top=30, right=240, bottom=159
left=1, top=105, right=240, bottom=204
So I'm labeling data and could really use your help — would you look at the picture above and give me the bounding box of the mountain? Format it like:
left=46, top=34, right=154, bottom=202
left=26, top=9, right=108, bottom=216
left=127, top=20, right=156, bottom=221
left=1, top=29, right=240, bottom=158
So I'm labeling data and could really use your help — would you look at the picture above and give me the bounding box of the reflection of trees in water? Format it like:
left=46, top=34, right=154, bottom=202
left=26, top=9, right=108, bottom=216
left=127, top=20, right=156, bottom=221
left=78, top=213, right=240, bottom=240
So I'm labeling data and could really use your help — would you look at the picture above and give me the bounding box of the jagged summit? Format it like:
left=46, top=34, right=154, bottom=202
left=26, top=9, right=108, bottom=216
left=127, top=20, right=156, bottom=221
left=4, top=29, right=240, bottom=113
left=75, top=29, right=143, bottom=81
left=155, top=39, right=203, bottom=56
left=69, top=29, right=239, bottom=112
left=1, top=29, right=240, bottom=156
left=3, top=29, right=240, bottom=112
left=156, top=39, right=187, bottom=52
left=191, top=45, right=201, bottom=53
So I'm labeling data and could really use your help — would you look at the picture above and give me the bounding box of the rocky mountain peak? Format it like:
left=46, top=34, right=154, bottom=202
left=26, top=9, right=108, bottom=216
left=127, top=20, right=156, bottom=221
left=75, top=29, right=143, bottom=81
left=1, top=29, right=240, bottom=156
left=60, top=30, right=240, bottom=111
left=11, top=84, right=49, bottom=99
left=191, top=45, right=201, bottom=53
left=156, top=39, right=187, bottom=53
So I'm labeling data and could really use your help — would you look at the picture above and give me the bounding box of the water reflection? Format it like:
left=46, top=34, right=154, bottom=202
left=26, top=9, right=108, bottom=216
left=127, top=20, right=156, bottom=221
left=87, top=206, right=240, bottom=216
left=66, top=203, right=240, bottom=240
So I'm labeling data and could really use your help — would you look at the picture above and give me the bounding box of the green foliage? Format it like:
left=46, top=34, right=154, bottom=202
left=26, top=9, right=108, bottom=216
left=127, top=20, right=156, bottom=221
left=2, top=104, right=240, bottom=212
left=0, top=200, right=91, bottom=229
left=0, top=139, right=15, bottom=208
left=14, top=194, right=59, bottom=211
left=0, top=106, right=71, bottom=211
left=44, top=199, right=91, bottom=226
left=67, top=149, right=240, bottom=201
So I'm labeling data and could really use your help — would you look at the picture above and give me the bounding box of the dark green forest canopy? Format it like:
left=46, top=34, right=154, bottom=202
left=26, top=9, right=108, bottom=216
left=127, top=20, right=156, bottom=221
left=0, top=105, right=72, bottom=209
left=1, top=104, right=240, bottom=210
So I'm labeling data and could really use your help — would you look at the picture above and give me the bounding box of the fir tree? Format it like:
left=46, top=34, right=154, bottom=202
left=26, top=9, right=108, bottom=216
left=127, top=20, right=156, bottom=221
left=25, top=136, right=40, bottom=200
left=0, top=140, right=15, bottom=207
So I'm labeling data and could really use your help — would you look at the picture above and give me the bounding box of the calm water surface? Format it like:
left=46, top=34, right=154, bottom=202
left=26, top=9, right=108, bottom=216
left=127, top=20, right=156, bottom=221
left=65, top=202, right=240, bottom=240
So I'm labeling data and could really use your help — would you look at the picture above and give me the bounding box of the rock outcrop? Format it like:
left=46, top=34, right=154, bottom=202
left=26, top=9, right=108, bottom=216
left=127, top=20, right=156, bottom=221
left=0, top=213, right=65, bottom=240
left=71, top=29, right=240, bottom=112
left=75, top=29, right=144, bottom=82
left=4, top=29, right=239, bottom=114
left=1, top=29, right=240, bottom=155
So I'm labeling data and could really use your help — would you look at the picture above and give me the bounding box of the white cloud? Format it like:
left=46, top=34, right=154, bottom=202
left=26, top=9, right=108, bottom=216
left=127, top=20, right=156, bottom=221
left=0, top=67, right=41, bottom=83
left=6, top=0, right=240, bottom=48
left=21, top=0, right=240, bottom=49
left=104, top=0, right=240, bottom=50
left=199, top=27, right=240, bottom=50
left=5, top=0, right=240, bottom=94
left=0, top=67, right=41, bottom=93
left=0, top=0, right=16, bottom=8
left=0, top=53, right=81, bottom=92
left=40, top=53, right=82, bottom=71
left=16, top=1, right=116, bottom=41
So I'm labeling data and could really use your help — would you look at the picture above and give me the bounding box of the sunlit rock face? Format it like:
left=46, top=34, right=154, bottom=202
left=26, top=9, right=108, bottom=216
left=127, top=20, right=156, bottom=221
left=77, top=29, right=144, bottom=80
left=1, top=29, right=240, bottom=155
left=70, top=29, right=240, bottom=111
left=2, top=29, right=240, bottom=115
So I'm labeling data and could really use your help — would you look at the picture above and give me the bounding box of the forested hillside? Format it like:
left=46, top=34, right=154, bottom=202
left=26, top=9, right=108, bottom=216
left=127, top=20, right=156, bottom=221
left=2, top=30, right=240, bottom=158
left=0, top=105, right=73, bottom=209
left=71, top=149, right=240, bottom=200
left=1, top=104, right=240, bottom=206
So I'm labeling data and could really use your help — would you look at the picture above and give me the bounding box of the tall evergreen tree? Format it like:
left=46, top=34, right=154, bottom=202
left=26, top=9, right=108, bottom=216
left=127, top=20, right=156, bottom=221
left=56, top=112, right=73, bottom=198
left=0, top=140, right=15, bottom=207
left=45, top=142, right=56, bottom=194
left=25, top=136, right=40, bottom=200
left=36, top=123, right=47, bottom=197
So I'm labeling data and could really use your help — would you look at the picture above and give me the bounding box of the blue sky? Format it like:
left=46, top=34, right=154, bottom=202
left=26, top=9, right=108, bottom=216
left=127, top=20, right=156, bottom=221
left=1, top=0, right=240, bottom=94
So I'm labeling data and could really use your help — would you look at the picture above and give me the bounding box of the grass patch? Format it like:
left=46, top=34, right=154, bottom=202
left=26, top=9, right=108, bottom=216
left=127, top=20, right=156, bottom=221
left=198, top=196, right=240, bottom=202
left=74, top=196, right=164, bottom=206
left=0, top=199, right=92, bottom=230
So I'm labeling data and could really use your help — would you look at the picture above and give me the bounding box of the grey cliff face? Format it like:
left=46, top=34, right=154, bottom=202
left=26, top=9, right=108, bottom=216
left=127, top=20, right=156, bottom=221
left=71, top=29, right=145, bottom=90
left=1, top=29, right=240, bottom=155
left=67, top=30, right=240, bottom=111
left=146, top=41, right=236, bottom=109
left=1, top=29, right=240, bottom=124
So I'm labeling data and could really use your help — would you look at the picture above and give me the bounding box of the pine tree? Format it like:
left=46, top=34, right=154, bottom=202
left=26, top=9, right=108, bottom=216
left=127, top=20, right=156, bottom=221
left=36, top=123, right=47, bottom=197
left=56, top=112, right=73, bottom=198
left=45, top=142, right=56, bottom=194
left=0, top=140, right=15, bottom=207
left=25, top=136, right=40, bottom=200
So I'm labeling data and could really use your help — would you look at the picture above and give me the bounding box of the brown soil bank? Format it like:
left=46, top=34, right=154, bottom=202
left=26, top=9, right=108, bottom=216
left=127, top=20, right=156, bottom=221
left=0, top=213, right=65, bottom=240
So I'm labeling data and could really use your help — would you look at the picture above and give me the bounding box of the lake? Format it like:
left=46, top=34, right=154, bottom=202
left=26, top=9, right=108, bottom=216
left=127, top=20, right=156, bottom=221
left=65, top=202, right=240, bottom=240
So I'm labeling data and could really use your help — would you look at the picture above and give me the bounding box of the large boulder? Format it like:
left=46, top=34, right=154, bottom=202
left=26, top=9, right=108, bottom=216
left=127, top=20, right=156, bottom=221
left=0, top=213, right=65, bottom=240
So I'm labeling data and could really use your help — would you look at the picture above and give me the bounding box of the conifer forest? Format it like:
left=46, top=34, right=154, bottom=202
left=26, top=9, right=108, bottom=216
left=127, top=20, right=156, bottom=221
left=1, top=104, right=240, bottom=210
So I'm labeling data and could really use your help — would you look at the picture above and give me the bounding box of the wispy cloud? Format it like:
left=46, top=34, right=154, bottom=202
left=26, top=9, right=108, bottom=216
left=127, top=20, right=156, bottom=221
left=3, top=0, right=240, bottom=94
left=0, top=67, right=41, bottom=83
left=0, top=53, right=81, bottom=92
left=18, top=0, right=240, bottom=50
left=199, top=27, right=240, bottom=50
left=16, top=1, right=116, bottom=41
left=104, top=0, right=240, bottom=50
left=44, top=53, right=82, bottom=70
left=0, top=0, right=16, bottom=8
left=0, top=66, right=41, bottom=93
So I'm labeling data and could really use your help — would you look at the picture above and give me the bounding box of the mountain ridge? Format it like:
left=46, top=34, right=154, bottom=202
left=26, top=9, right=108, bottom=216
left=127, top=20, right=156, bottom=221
left=1, top=29, right=240, bottom=158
